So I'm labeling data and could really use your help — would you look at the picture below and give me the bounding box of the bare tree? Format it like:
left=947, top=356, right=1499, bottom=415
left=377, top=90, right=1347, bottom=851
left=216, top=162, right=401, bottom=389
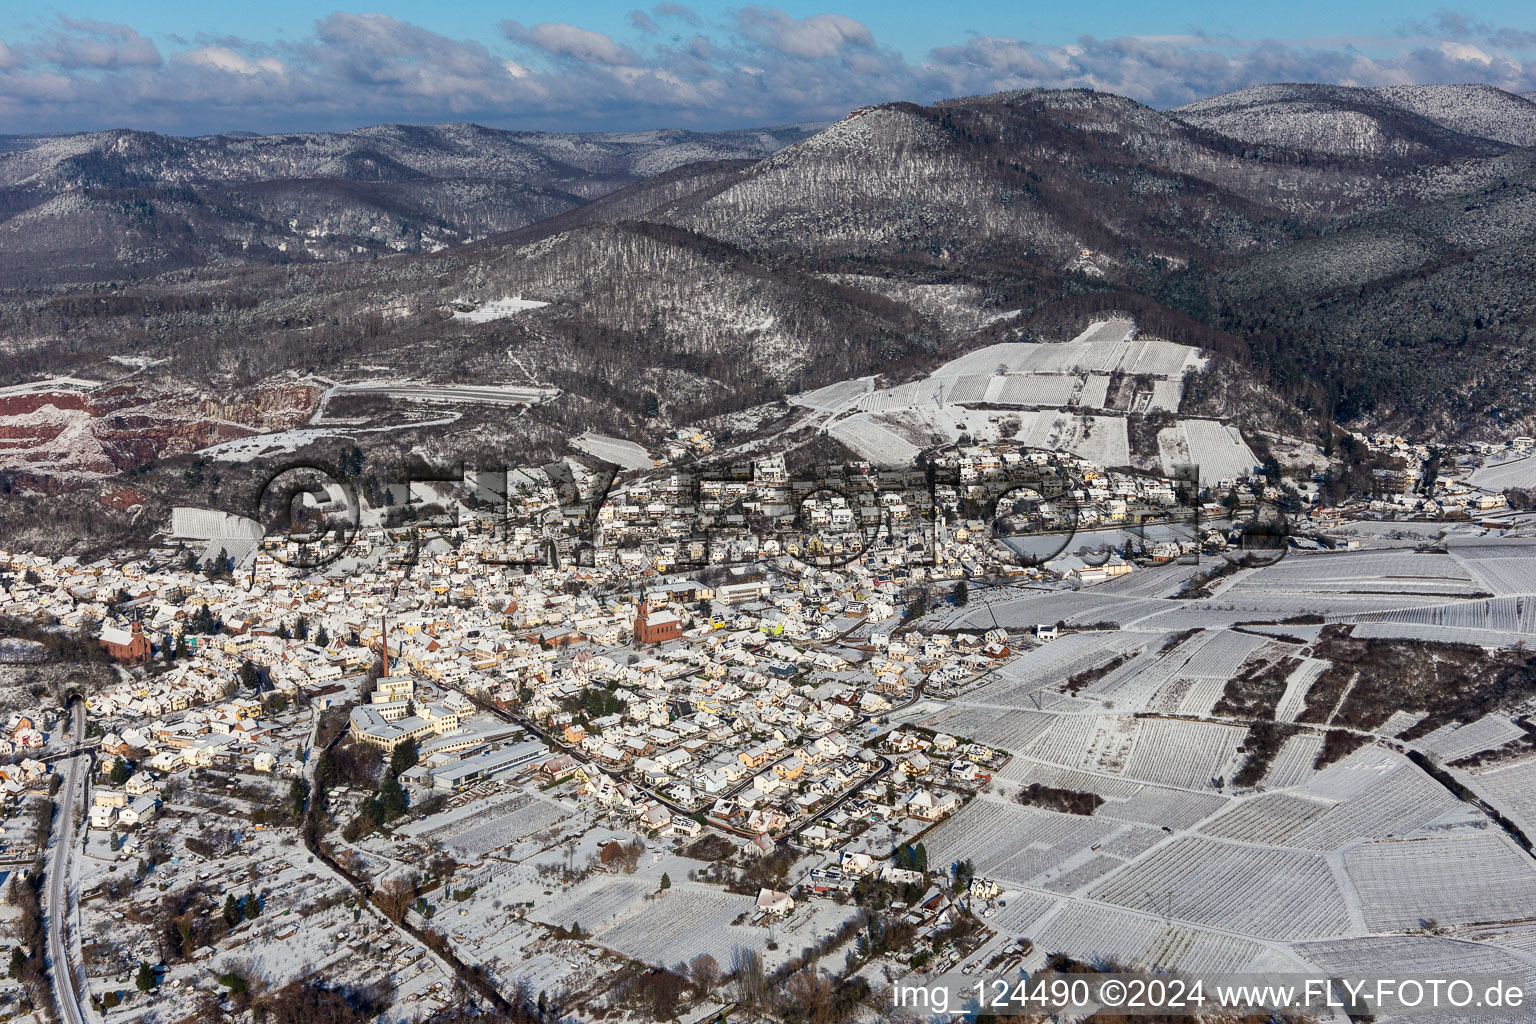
left=732, top=946, right=767, bottom=1008
left=374, top=876, right=415, bottom=924
left=785, top=969, right=835, bottom=1024
left=690, top=953, right=721, bottom=994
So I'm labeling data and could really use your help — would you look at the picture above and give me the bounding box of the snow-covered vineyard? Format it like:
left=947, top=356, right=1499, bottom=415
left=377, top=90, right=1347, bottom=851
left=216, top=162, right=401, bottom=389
left=795, top=320, right=1260, bottom=483
left=904, top=531, right=1536, bottom=993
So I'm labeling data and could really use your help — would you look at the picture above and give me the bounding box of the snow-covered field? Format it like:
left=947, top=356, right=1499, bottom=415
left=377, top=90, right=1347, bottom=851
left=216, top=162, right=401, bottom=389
left=1088, top=837, right=1351, bottom=939
left=1159, top=419, right=1258, bottom=483
left=453, top=296, right=551, bottom=322
left=572, top=432, right=656, bottom=470
left=1469, top=453, right=1536, bottom=490
left=1344, top=834, right=1536, bottom=930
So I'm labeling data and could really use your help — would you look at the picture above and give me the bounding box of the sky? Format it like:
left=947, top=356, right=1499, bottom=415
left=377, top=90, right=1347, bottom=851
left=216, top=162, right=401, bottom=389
left=1, top=2, right=1534, bottom=135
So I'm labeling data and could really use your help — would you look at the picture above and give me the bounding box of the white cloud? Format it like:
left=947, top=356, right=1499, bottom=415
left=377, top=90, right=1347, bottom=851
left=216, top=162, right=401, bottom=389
left=503, top=22, right=636, bottom=66
left=183, top=46, right=286, bottom=77
left=1, top=10, right=1536, bottom=135
left=735, top=8, right=875, bottom=59
left=1439, top=40, right=1493, bottom=64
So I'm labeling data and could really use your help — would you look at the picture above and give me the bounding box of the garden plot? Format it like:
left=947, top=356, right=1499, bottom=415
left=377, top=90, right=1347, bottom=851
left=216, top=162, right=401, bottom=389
left=592, top=885, right=766, bottom=967
left=1470, top=760, right=1536, bottom=837
left=1417, top=715, right=1527, bottom=762
left=1029, top=901, right=1270, bottom=974
left=923, top=800, right=1120, bottom=887
left=1159, top=420, right=1257, bottom=483
left=1287, top=760, right=1460, bottom=850
left=1199, top=794, right=1330, bottom=845
left=1121, top=718, right=1246, bottom=790
left=439, top=798, right=575, bottom=860
left=1345, top=834, right=1536, bottom=930
left=529, top=878, right=656, bottom=933
left=217, top=904, right=359, bottom=981
left=1264, top=733, right=1322, bottom=788
left=827, top=413, right=921, bottom=465
left=1089, top=837, right=1351, bottom=939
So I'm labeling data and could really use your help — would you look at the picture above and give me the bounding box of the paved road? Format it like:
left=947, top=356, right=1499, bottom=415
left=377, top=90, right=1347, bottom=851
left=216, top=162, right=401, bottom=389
left=45, top=700, right=88, bottom=1024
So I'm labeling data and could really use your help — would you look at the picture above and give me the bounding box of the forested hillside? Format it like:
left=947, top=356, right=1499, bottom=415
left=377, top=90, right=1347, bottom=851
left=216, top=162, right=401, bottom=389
left=4, top=83, right=1536, bottom=535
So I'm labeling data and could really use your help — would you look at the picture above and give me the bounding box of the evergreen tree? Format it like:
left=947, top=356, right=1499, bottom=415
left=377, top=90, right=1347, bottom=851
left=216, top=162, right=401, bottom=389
left=135, top=963, right=156, bottom=992
left=7, top=947, right=22, bottom=979
left=238, top=660, right=260, bottom=693
left=223, top=893, right=241, bottom=927
left=389, top=738, right=418, bottom=777
left=174, top=635, right=189, bottom=659
left=243, top=892, right=260, bottom=920
left=108, top=757, right=131, bottom=786
left=314, top=624, right=329, bottom=648
left=288, top=779, right=308, bottom=820
left=380, top=775, right=408, bottom=821
left=953, top=579, right=969, bottom=607
left=660, top=873, right=671, bottom=890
